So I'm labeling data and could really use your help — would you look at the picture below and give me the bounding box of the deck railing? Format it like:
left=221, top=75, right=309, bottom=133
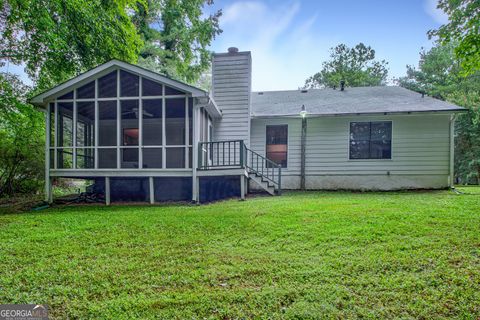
left=198, top=140, right=244, bottom=169
left=198, top=140, right=281, bottom=194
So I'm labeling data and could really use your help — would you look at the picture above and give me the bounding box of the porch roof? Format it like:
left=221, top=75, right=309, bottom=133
left=30, top=59, right=209, bottom=106
left=250, top=86, right=465, bottom=117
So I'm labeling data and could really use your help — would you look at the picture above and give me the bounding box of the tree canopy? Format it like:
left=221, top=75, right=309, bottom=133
left=134, top=0, right=222, bottom=84
left=1, top=0, right=144, bottom=90
left=0, top=0, right=145, bottom=196
left=303, top=43, right=389, bottom=89
left=429, top=0, right=480, bottom=75
left=0, top=73, right=44, bottom=196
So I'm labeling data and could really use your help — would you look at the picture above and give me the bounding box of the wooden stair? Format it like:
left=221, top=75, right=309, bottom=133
left=248, top=172, right=276, bottom=195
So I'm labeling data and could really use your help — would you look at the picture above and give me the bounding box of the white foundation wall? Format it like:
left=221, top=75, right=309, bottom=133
left=249, top=114, right=452, bottom=190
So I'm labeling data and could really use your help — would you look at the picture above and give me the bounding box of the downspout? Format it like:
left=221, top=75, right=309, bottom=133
left=300, top=116, right=307, bottom=190
left=449, top=114, right=455, bottom=188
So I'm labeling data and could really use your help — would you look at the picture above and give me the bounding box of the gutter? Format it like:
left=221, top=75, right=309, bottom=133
left=250, top=109, right=467, bottom=119
left=195, top=95, right=222, bottom=119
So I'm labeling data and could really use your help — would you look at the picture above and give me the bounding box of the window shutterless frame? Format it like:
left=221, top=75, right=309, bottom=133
left=348, top=120, right=393, bottom=161
left=265, top=124, right=288, bottom=169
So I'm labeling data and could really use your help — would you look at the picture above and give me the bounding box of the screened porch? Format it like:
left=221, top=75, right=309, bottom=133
left=47, top=69, right=198, bottom=171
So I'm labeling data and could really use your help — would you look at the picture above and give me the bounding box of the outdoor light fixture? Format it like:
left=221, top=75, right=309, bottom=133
left=300, top=104, right=307, bottom=118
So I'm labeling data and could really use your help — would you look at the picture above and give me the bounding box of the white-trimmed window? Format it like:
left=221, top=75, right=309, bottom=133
left=266, top=125, right=288, bottom=168
left=349, top=121, right=392, bottom=160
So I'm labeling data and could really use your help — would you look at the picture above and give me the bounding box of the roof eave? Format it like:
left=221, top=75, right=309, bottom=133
left=195, top=95, right=222, bottom=119
left=250, top=108, right=467, bottom=119
left=29, top=59, right=208, bottom=107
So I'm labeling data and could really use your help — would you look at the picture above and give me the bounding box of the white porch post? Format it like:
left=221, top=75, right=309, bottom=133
left=45, top=106, right=52, bottom=203
left=192, top=101, right=200, bottom=203
left=240, top=174, right=245, bottom=200
left=72, top=90, right=77, bottom=169
left=105, top=177, right=111, bottom=205
left=149, top=176, right=154, bottom=204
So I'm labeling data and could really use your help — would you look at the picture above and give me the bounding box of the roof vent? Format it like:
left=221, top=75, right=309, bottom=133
left=301, top=89, right=308, bottom=93
left=228, top=47, right=239, bottom=54
left=258, top=92, right=264, bottom=95
left=340, top=80, right=345, bottom=91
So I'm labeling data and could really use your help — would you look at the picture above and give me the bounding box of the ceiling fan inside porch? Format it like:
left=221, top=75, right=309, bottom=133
left=121, top=107, right=153, bottom=118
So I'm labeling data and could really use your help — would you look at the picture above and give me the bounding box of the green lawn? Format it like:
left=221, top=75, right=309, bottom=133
left=1, top=188, right=479, bottom=319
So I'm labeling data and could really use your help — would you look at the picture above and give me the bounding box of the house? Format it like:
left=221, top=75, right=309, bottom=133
left=30, top=47, right=465, bottom=204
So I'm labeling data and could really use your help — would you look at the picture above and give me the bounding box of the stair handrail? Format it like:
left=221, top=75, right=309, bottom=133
left=197, top=140, right=282, bottom=195
left=243, top=144, right=282, bottom=194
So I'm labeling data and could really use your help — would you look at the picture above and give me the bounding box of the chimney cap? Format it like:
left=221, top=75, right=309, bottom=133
left=228, top=47, right=239, bottom=54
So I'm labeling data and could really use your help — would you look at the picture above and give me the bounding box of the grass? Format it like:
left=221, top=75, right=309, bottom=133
left=0, top=188, right=479, bottom=319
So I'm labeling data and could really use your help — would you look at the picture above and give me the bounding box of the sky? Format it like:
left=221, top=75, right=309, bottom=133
left=207, top=0, right=448, bottom=91
left=2, top=0, right=448, bottom=91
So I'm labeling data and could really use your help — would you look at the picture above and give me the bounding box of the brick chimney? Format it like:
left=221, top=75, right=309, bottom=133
left=212, top=48, right=252, bottom=146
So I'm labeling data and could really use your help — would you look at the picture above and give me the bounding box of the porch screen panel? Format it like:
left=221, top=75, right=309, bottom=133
left=166, top=147, right=185, bottom=168
left=98, top=100, right=117, bottom=169
left=49, top=149, right=54, bottom=169
left=266, top=125, right=288, bottom=168
left=188, top=99, right=193, bottom=145
left=77, top=148, right=95, bottom=169
left=120, top=70, right=139, bottom=97
left=98, top=101, right=117, bottom=146
left=142, top=78, right=163, bottom=96
left=76, top=101, right=95, bottom=147
left=57, top=148, right=73, bottom=169
left=57, top=102, right=73, bottom=147
left=165, top=98, right=185, bottom=145
left=165, top=85, right=185, bottom=96
left=142, top=99, right=162, bottom=146
left=121, top=99, right=139, bottom=168
left=98, top=71, right=117, bottom=98
left=57, top=102, right=73, bottom=168
left=77, top=81, right=95, bottom=99
left=76, top=101, right=95, bottom=169
left=49, top=103, right=55, bottom=146
left=57, top=91, right=73, bottom=100
left=143, top=148, right=162, bottom=168
left=98, top=149, right=117, bottom=169
left=49, top=103, right=55, bottom=169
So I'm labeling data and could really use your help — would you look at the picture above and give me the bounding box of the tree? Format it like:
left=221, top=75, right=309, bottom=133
left=448, top=91, right=480, bottom=184
left=303, top=43, right=388, bottom=89
left=397, top=43, right=480, bottom=184
left=0, top=0, right=144, bottom=196
left=134, top=0, right=222, bottom=84
left=429, top=0, right=480, bottom=75
left=0, top=73, right=44, bottom=196
left=397, top=43, right=462, bottom=99
left=1, top=0, right=144, bottom=90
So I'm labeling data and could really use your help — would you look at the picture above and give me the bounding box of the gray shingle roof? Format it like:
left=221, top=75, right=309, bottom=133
left=250, top=86, right=464, bottom=117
